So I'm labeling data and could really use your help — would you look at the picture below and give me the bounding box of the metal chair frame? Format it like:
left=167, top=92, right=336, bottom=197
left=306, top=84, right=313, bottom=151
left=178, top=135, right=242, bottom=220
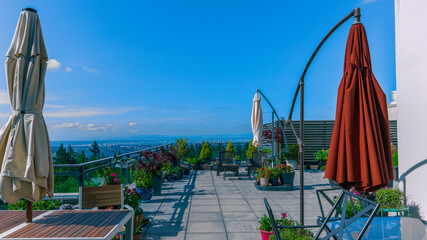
left=264, top=189, right=380, bottom=240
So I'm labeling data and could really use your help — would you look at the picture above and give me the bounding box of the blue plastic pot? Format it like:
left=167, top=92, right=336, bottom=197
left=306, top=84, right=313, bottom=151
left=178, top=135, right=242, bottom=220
left=136, top=187, right=153, bottom=202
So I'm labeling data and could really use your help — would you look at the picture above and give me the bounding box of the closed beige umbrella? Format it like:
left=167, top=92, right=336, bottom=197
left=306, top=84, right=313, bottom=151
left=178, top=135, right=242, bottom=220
left=0, top=8, right=53, bottom=211
left=251, top=92, right=263, bottom=148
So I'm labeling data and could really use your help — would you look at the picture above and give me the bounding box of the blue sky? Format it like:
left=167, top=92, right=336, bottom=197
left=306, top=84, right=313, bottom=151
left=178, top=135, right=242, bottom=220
left=0, top=0, right=395, bottom=141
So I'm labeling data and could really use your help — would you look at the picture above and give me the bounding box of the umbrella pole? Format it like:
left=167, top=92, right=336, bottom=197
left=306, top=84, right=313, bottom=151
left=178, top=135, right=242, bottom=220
left=285, top=8, right=362, bottom=226
left=25, top=200, right=32, bottom=223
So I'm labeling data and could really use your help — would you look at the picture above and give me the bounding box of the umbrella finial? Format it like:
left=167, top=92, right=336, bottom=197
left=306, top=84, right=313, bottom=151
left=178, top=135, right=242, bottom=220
left=353, top=7, right=361, bottom=24
left=22, top=8, right=37, bottom=13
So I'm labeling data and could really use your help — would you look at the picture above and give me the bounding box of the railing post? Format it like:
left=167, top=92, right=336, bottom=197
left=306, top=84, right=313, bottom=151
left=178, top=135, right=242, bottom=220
left=79, top=166, right=84, bottom=187
left=126, top=159, right=130, bottom=184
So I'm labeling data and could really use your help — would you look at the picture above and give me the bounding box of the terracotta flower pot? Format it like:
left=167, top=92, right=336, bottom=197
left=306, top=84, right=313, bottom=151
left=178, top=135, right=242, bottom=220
left=134, top=214, right=144, bottom=228
left=260, top=177, right=269, bottom=186
left=259, top=229, right=273, bottom=240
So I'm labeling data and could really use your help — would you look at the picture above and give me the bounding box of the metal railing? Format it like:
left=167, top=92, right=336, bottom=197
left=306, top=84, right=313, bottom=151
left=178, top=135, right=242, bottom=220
left=54, top=144, right=172, bottom=187
left=53, top=141, right=251, bottom=187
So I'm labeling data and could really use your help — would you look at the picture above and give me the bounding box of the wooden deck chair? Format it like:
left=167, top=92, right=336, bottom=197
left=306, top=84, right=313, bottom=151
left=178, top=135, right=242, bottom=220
left=79, top=184, right=133, bottom=239
left=264, top=189, right=380, bottom=240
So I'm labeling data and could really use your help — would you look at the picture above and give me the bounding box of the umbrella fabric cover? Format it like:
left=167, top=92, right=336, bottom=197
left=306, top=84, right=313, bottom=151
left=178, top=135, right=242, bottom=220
left=325, top=24, right=393, bottom=192
left=251, top=93, right=263, bottom=148
left=0, top=10, right=53, bottom=203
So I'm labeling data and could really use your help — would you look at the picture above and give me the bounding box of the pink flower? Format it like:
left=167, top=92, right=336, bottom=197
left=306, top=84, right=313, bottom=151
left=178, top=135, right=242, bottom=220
left=114, top=178, right=118, bottom=182
left=111, top=173, right=117, bottom=178
left=355, top=192, right=359, bottom=195
left=126, top=189, right=131, bottom=193
left=281, top=213, right=287, bottom=218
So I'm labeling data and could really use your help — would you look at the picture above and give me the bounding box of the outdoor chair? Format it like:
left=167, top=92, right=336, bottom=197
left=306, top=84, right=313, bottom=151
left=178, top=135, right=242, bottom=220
left=216, top=151, right=239, bottom=180
left=79, top=184, right=133, bottom=239
left=247, top=152, right=267, bottom=179
left=264, top=189, right=380, bottom=240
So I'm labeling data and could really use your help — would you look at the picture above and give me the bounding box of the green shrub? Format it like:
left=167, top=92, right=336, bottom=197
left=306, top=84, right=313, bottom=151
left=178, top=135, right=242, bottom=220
left=258, top=214, right=272, bottom=231
left=226, top=141, right=234, bottom=153
left=392, top=146, right=398, bottom=167
left=187, top=157, right=204, bottom=164
left=320, top=165, right=326, bottom=171
left=8, top=199, right=62, bottom=210
left=54, top=176, right=79, bottom=193
left=314, top=149, right=328, bottom=161
left=283, top=144, right=299, bottom=160
left=375, top=187, right=405, bottom=210
left=246, top=139, right=258, bottom=159
left=132, top=170, right=153, bottom=189
left=199, top=141, right=212, bottom=160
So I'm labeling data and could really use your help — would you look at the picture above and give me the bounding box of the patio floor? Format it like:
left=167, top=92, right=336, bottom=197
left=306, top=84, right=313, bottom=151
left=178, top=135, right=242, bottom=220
left=141, top=169, right=330, bottom=240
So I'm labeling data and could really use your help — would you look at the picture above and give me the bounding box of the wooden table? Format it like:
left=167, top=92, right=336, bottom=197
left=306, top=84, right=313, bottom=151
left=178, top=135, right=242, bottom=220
left=0, top=210, right=133, bottom=240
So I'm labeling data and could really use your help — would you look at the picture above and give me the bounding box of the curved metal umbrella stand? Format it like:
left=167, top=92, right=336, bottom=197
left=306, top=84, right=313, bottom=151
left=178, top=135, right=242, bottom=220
left=284, top=7, right=361, bottom=225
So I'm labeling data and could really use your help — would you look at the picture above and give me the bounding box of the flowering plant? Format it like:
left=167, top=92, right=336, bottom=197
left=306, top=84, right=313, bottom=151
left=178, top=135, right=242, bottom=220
left=268, top=212, right=313, bottom=240
left=275, top=163, right=294, bottom=173
left=124, top=185, right=143, bottom=215
left=257, top=165, right=271, bottom=179
left=98, top=167, right=121, bottom=185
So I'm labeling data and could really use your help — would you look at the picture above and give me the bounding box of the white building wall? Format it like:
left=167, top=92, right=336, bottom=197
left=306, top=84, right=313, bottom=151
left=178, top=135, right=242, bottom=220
left=395, top=0, right=427, bottom=220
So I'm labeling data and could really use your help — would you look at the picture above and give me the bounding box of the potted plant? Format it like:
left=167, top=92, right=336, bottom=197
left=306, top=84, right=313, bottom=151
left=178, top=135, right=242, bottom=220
left=258, top=214, right=274, bottom=240
left=374, top=187, right=405, bottom=216
left=276, top=163, right=295, bottom=185
left=269, top=167, right=282, bottom=186
left=139, top=151, right=168, bottom=196
left=268, top=212, right=313, bottom=240
left=258, top=166, right=271, bottom=186
left=180, top=164, right=190, bottom=175
left=283, top=144, right=299, bottom=169
left=246, top=139, right=258, bottom=166
left=314, top=149, right=328, bottom=170
left=233, top=155, right=241, bottom=165
left=124, top=185, right=145, bottom=231
left=132, top=170, right=153, bottom=202
left=392, top=146, right=398, bottom=181
left=188, top=157, right=202, bottom=170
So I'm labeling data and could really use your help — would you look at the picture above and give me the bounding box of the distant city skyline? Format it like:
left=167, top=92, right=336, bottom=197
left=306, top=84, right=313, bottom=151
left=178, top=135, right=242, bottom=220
left=0, top=0, right=396, bottom=140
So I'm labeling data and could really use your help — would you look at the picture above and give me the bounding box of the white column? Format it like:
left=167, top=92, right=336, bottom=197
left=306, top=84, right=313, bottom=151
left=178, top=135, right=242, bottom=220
left=395, top=0, right=427, bottom=220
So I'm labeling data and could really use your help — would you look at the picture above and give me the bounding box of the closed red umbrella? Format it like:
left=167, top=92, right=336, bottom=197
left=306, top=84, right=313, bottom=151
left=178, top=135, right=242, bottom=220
left=325, top=23, right=394, bottom=192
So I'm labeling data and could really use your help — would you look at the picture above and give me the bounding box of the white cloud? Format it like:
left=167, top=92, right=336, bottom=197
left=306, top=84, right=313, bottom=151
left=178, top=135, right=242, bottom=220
left=47, top=59, right=61, bottom=70
left=83, top=66, right=101, bottom=74
left=65, top=67, right=72, bottom=72
left=0, top=90, right=10, bottom=105
left=51, top=122, right=117, bottom=131
left=129, top=122, right=137, bottom=127
left=130, top=129, right=140, bottom=133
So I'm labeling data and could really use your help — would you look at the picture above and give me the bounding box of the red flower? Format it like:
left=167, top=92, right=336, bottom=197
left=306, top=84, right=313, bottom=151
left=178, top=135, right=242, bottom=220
left=281, top=213, right=287, bottom=218
left=267, top=171, right=270, bottom=174
left=261, top=168, right=264, bottom=171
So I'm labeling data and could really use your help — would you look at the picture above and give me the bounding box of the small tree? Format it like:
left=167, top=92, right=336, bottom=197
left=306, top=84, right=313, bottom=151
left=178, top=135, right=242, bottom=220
left=246, top=139, right=258, bottom=159
left=175, top=138, right=190, bottom=159
left=89, top=141, right=101, bottom=161
left=53, top=143, right=67, bottom=164
left=225, top=141, right=234, bottom=153
left=199, top=141, right=211, bottom=161
left=77, top=151, right=87, bottom=164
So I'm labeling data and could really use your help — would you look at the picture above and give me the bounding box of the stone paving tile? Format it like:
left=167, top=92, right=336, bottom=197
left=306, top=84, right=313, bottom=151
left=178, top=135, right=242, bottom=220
left=186, top=221, right=226, bottom=233
left=143, top=232, right=186, bottom=239
left=188, top=212, right=222, bottom=222
left=224, top=220, right=259, bottom=232
left=145, top=221, right=186, bottom=234
left=190, top=205, right=220, bottom=213
left=227, top=232, right=260, bottom=240
left=222, top=212, right=258, bottom=221
left=221, top=204, right=252, bottom=212
left=185, top=233, right=227, bottom=240
left=190, top=199, right=219, bottom=206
